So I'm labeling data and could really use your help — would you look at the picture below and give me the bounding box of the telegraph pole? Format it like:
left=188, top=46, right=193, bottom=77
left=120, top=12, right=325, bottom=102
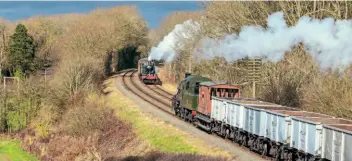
left=247, top=58, right=262, bottom=98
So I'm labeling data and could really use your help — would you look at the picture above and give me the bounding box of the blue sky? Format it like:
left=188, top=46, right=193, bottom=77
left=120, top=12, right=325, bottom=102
left=0, top=1, right=203, bottom=28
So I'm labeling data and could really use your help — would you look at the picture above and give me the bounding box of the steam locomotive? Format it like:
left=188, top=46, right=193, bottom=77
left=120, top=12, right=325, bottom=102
left=137, top=58, right=162, bottom=85
left=172, top=73, right=352, bottom=161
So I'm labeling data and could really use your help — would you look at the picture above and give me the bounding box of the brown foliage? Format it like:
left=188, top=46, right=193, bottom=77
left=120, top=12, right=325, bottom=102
left=2, top=4, right=151, bottom=160
left=157, top=1, right=352, bottom=118
left=260, top=45, right=318, bottom=107
left=20, top=102, right=136, bottom=161
left=300, top=70, right=352, bottom=119
left=63, top=96, right=112, bottom=137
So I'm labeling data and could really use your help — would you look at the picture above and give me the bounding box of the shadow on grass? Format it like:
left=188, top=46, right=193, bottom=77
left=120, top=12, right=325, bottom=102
left=104, top=151, right=231, bottom=161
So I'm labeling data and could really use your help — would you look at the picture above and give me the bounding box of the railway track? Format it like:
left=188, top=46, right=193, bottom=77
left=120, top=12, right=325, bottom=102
left=121, top=70, right=269, bottom=161
left=145, top=85, right=173, bottom=101
left=122, top=70, right=172, bottom=114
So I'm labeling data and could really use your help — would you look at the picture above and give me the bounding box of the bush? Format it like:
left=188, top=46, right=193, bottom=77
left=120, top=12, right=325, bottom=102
left=63, top=94, right=111, bottom=137
left=7, top=111, right=26, bottom=132
left=0, top=76, right=45, bottom=132
left=300, top=71, right=352, bottom=119
left=49, top=56, right=103, bottom=109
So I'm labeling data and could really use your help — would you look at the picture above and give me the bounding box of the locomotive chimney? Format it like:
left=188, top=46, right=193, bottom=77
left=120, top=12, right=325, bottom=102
left=185, top=72, right=191, bottom=78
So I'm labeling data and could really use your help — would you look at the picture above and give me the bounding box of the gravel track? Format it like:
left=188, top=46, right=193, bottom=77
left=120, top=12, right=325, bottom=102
left=116, top=69, right=268, bottom=161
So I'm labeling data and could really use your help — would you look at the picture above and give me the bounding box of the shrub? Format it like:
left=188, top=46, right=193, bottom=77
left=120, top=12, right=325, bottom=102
left=7, top=111, right=26, bottom=132
left=49, top=56, right=103, bottom=109
left=63, top=94, right=111, bottom=137
left=300, top=70, right=352, bottom=119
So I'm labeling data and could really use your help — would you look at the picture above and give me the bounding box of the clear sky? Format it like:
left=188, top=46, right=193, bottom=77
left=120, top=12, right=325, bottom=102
left=0, top=1, right=203, bottom=28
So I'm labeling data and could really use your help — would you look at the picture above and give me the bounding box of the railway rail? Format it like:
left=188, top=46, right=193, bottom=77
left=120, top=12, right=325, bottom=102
left=121, top=69, right=269, bottom=161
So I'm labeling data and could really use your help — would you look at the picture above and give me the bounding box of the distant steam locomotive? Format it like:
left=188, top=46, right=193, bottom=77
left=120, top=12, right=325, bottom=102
left=137, top=58, right=162, bottom=85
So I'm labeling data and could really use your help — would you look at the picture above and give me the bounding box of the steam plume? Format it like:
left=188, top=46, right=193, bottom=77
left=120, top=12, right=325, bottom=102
left=148, top=20, right=200, bottom=62
left=196, top=12, right=352, bottom=71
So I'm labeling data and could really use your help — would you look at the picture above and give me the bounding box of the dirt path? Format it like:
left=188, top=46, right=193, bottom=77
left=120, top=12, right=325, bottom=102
left=115, top=72, right=267, bottom=161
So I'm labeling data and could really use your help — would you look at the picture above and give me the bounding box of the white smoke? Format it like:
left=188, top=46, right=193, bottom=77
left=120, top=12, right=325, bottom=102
left=196, top=11, right=352, bottom=71
left=148, top=20, right=201, bottom=63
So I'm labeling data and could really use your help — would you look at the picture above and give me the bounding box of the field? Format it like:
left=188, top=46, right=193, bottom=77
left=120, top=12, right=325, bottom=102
left=0, top=139, right=38, bottom=161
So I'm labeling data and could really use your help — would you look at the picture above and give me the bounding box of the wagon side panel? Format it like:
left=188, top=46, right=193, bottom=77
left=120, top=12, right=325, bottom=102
left=259, top=110, right=267, bottom=137
left=291, top=119, right=300, bottom=149
left=323, top=127, right=334, bottom=160
left=277, top=115, right=286, bottom=143
left=243, top=107, right=250, bottom=132
left=227, top=102, right=236, bottom=127
left=306, top=123, right=317, bottom=155
left=299, top=122, right=307, bottom=152
left=211, top=97, right=219, bottom=120
left=236, top=105, right=244, bottom=129
left=266, top=113, right=272, bottom=139
left=334, top=131, right=342, bottom=161
left=221, top=101, right=228, bottom=123
left=344, top=133, right=352, bottom=161
left=253, top=109, right=261, bottom=136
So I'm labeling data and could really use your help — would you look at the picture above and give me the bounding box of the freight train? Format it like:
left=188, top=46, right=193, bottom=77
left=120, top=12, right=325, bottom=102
left=137, top=58, right=162, bottom=85
left=172, top=73, right=352, bottom=161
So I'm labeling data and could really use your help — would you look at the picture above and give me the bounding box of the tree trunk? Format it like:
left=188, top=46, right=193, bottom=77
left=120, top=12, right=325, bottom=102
left=0, top=50, right=2, bottom=78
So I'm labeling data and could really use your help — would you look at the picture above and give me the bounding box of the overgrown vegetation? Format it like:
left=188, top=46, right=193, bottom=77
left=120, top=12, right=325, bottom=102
left=157, top=1, right=352, bottom=119
left=2, top=1, right=352, bottom=160
left=0, top=4, right=233, bottom=160
left=0, top=5, right=149, bottom=160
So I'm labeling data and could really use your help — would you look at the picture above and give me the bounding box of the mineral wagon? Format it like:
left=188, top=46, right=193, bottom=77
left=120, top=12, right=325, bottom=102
left=322, top=123, right=352, bottom=161
left=171, top=72, right=352, bottom=161
left=290, top=117, right=352, bottom=161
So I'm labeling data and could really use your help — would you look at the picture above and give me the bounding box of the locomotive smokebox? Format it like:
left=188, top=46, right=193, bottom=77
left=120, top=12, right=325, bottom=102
left=185, top=72, right=191, bottom=78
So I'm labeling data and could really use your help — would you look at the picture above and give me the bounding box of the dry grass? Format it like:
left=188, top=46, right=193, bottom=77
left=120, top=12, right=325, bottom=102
left=160, top=83, right=178, bottom=94
left=102, top=78, right=232, bottom=159
left=157, top=66, right=178, bottom=94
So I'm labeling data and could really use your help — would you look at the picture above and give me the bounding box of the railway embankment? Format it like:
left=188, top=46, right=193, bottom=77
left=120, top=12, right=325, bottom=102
left=117, top=70, right=268, bottom=161
left=104, top=74, right=233, bottom=160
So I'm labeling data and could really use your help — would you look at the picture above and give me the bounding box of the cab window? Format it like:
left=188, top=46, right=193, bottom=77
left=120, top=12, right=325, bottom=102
left=194, top=82, right=200, bottom=95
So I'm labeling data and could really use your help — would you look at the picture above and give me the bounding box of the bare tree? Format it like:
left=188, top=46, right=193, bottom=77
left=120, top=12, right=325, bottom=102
left=0, top=21, right=7, bottom=78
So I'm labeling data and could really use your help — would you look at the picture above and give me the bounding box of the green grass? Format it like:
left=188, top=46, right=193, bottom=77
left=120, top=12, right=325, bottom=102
left=118, top=105, right=197, bottom=153
left=0, top=139, right=38, bottom=161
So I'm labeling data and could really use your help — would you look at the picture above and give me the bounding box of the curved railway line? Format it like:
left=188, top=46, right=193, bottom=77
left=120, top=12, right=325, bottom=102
left=121, top=69, right=269, bottom=161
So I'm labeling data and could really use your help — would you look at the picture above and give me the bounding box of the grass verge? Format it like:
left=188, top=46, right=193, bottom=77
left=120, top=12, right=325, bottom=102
left=0, top=139, right=38, bottom=161
left=103, top=78, right=232, bottom=158
left=160, top=83, right=177, bottom=94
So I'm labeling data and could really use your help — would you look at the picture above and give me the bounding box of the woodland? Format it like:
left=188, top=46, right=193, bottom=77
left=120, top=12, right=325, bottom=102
left=0, top=1, right=352, bottom=160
